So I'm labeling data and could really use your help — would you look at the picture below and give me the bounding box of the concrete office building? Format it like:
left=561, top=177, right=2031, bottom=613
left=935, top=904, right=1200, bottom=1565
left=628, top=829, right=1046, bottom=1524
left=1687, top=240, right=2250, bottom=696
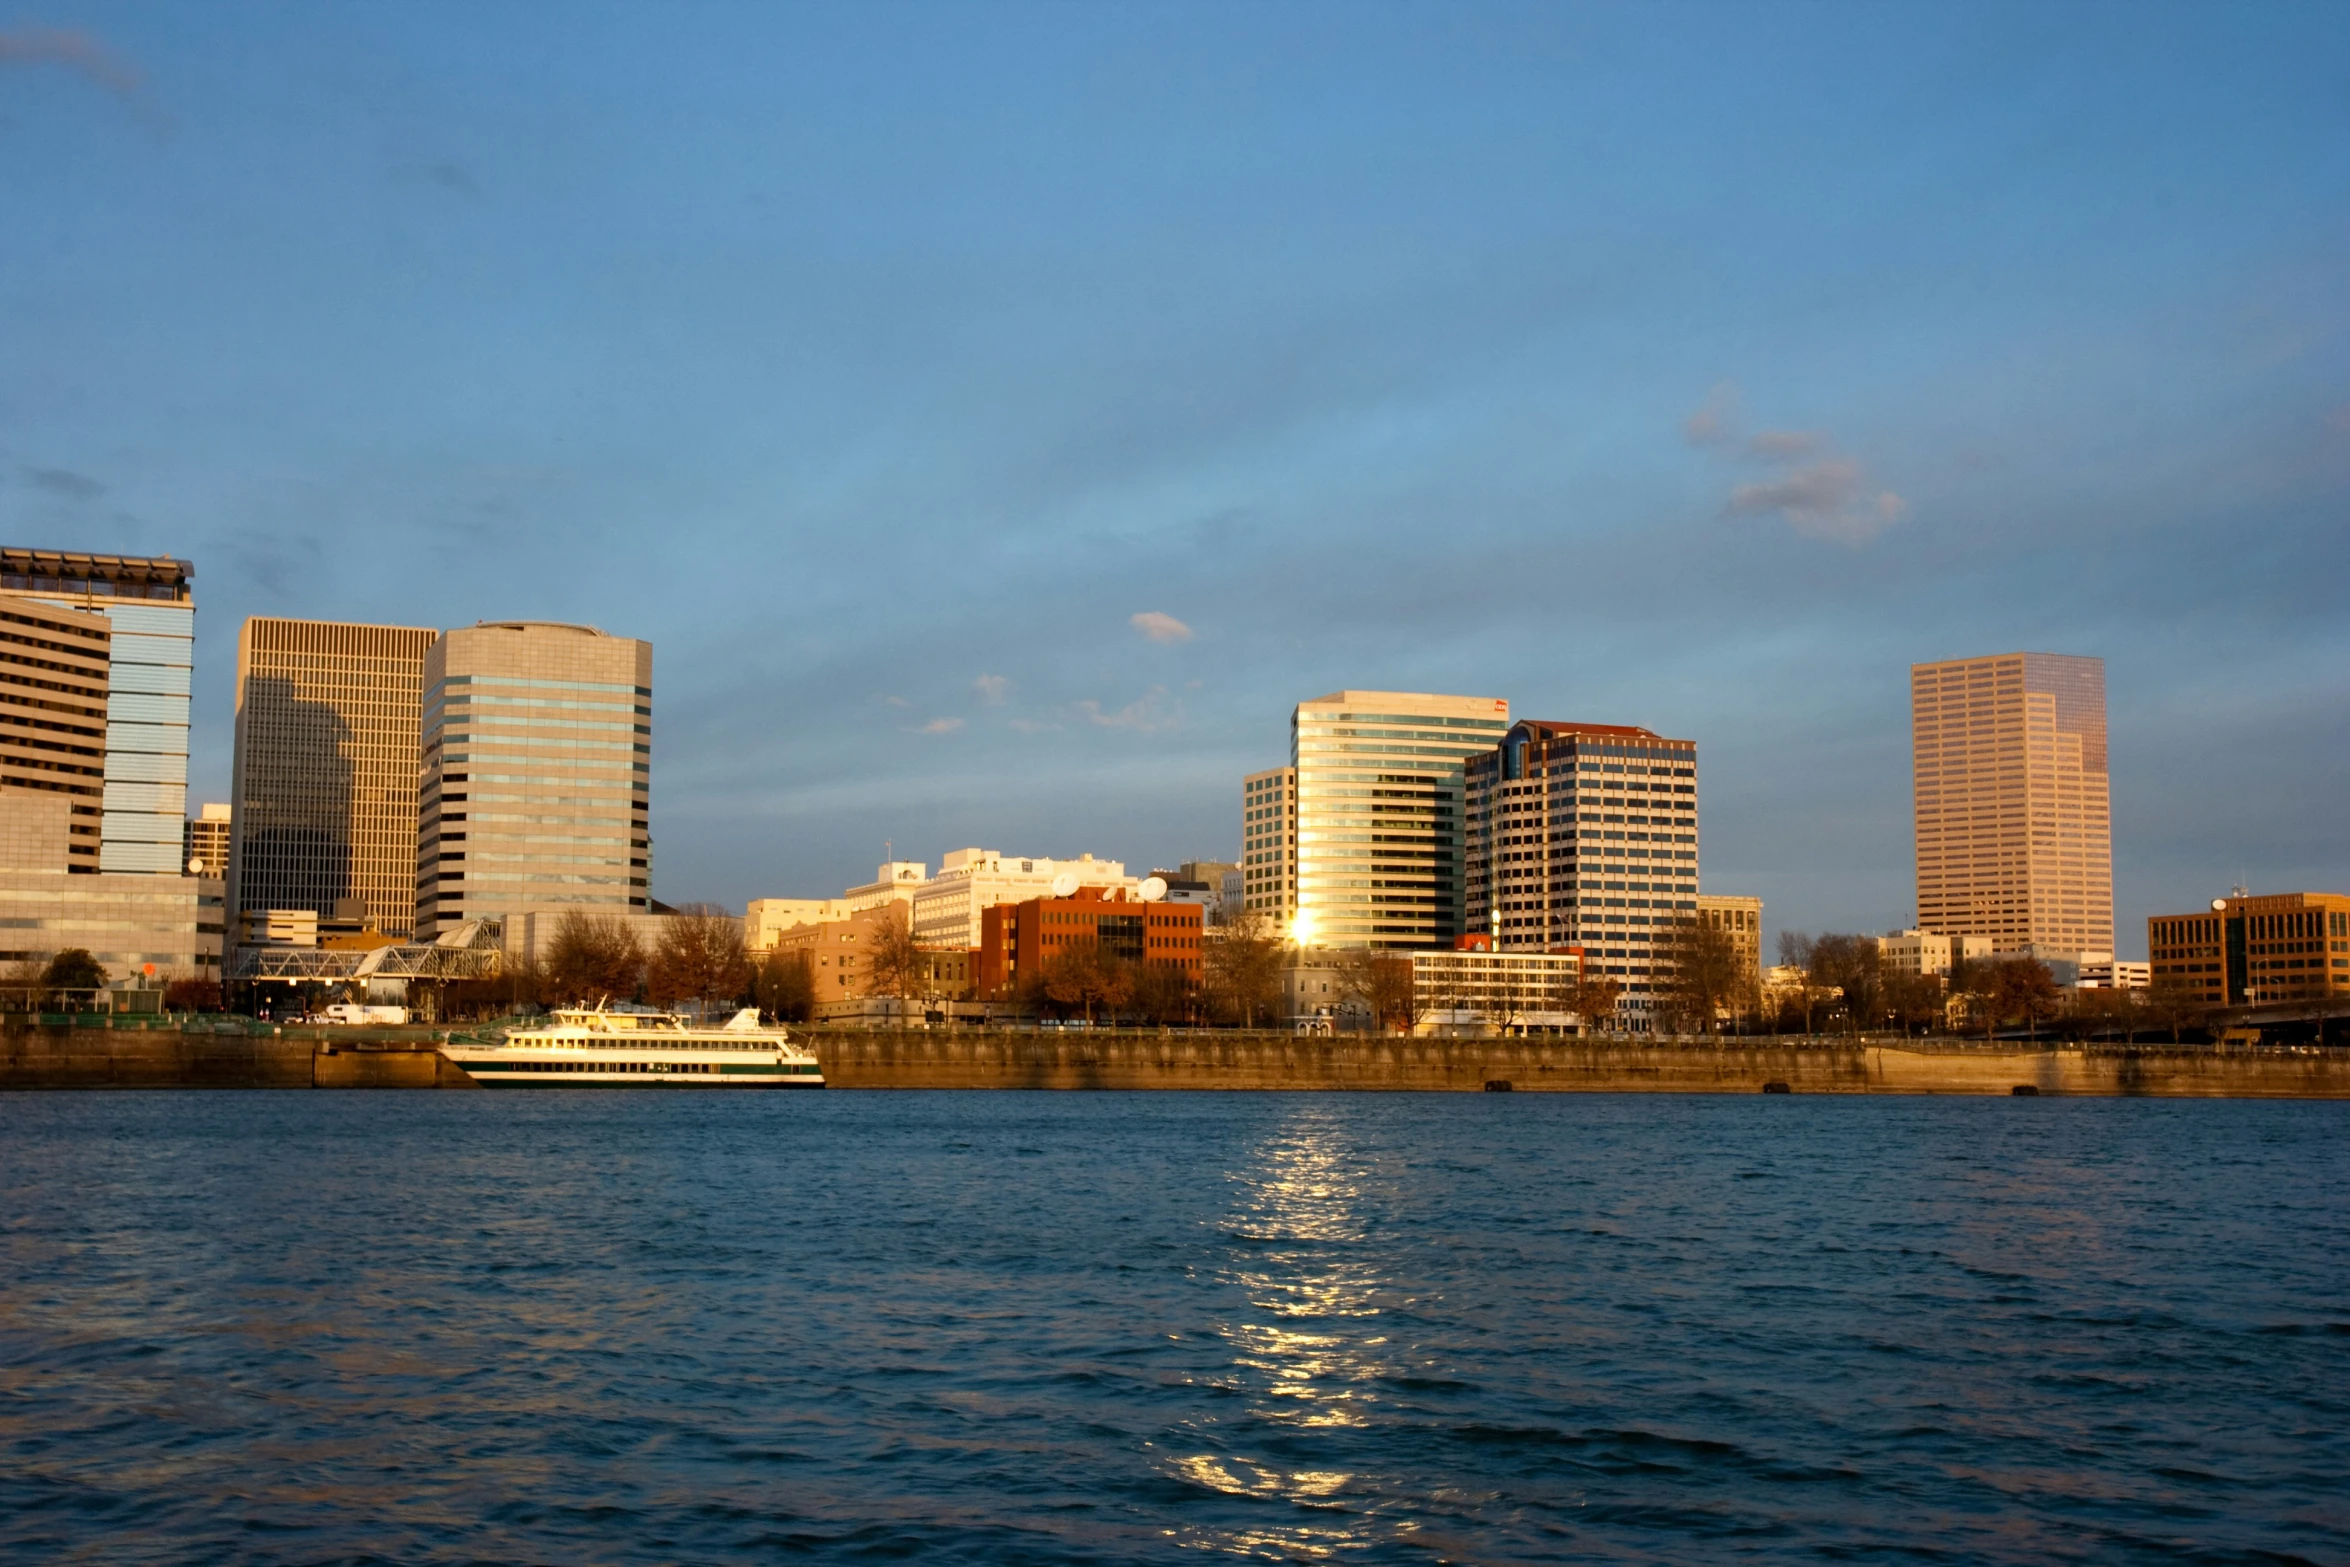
left=1408, top=947, right=1587, bottom=1036
left=0, top=549, right=196, bottom=875
left=1465, top=719, right=1697, bottom=1025
left=228, top=618, right=437, bottom=937
left=745, top=897, right=855, bottom=953
left=1693, top=894, right=1763, bottom=982
left=2148, top=892, right=2349, bottom=1007
left=0, top=589, right=111, bottom=871
left=910, top=849, right=1133, bottom=950
left=1283, top=691, right=1512, bottom=950
left=415, top=622, right=652, bottom=939
left=1238, top=766, right=1297, bottom=921
left=183, top=803, right=230, bottom=877
left=1875, top=928, right=1992, bottom=981
left=847, top=861, right=929, bottom=914
left=1912, top=653, right=2113, bottom=957
left=0, top=789, right=222, bottom=981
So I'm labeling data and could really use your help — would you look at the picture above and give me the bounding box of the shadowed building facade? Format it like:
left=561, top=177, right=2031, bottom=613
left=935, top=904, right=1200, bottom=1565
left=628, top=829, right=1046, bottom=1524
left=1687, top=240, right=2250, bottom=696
left=415, top=622, right=652, bottom=940
left=228, top=618, right=437, bottom=937
left=1911, top=652, right=2113, bottom=957
left=0, top=592, right=110, bottom=871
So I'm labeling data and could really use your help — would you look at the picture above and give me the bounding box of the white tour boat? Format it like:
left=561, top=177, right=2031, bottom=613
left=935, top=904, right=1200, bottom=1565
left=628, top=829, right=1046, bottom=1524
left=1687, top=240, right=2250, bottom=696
left=439, top=1006, right=824, bottom=1089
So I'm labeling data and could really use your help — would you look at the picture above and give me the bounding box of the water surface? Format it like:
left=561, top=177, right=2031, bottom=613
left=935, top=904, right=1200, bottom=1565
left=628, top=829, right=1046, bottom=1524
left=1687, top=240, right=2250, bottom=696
left=2, top=1092, right=2344, bottom=1563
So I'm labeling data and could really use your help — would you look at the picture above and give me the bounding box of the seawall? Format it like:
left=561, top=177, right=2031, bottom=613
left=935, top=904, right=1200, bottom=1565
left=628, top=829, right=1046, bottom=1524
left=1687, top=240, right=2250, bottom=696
left=4, top=1021, right=2349, bottom=1096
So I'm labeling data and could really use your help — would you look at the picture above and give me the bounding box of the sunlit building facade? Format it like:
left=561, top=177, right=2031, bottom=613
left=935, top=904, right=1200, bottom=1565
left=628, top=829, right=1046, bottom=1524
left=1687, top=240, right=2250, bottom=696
left=415, top=622, right=652, bottom=939
left=1237, top=766, right=1296, bottom=921
left=1287, top=691, right=1510, bottom=950
left=1912, top=653, right=2113, bottom=956
left=228, top=618, right=437, bottom=937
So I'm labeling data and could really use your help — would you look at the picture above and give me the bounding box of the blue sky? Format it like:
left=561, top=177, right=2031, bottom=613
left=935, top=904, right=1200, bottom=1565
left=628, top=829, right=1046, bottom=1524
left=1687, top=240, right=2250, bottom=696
left=3, top=2, right=2345, bottom=955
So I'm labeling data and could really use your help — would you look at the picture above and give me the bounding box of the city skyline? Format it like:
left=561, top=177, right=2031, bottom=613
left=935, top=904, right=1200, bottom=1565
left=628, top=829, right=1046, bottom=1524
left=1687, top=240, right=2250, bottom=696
left=2, top=6, right=2342, bottom=952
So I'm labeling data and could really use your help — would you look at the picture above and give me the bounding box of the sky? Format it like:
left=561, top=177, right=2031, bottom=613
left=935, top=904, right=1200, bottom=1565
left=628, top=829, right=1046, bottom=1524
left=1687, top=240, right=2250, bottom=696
left=2, top=2, right=2346, bottom=957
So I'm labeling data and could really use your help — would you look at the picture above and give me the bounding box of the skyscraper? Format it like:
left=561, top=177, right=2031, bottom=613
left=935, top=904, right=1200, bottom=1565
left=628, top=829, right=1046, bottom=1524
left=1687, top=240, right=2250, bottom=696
left=0, top=549, right=195, bottom=874
left=1466, top=720, right=1699, bottom=1024
left=1911, top=652, right=2113, bottom=957
left=1237, top=765, right=1296, bottom=921
left=183, top=803, right=231, bottom=878
left=415, top=622, right=652, bottom=939
left=227, top=618, right=437, bottom=935
left=0, top=591, right=110, bottom=871
left=1282, top=690, right=1511, bottom=949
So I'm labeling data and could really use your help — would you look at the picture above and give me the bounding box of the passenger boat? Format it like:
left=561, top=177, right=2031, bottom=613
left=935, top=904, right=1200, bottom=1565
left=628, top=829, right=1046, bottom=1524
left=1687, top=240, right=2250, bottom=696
left=438, top=1006, right=824, bottom=1088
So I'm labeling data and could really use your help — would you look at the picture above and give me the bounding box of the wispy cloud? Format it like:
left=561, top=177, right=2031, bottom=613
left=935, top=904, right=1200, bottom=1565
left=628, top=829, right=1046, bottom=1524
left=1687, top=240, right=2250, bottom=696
left=1078, top=686, right=1179, bottom=732
left=1008, top=718, right=1060, bottom=735
left=1724, top=460, right=1906, bottom=543
left=1744, top=429, right=1819, bottom=459
left=1130, top=610, right=1193, bottom=644
left=914, top=716, right=963, bottom=734
left=1686, top=384, right=1904, bottom=545
left=21, top=465, right=105, bottom=499
left=0, top=26, right=144, bottom=97
left=973, top=673, right=1010, bottom=704
left=1682, top=382, right=1740, bottom=447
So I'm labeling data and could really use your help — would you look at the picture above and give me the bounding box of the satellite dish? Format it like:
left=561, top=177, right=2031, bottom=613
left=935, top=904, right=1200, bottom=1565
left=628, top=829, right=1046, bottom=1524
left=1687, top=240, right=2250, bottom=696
left=2211, top=898, right=2227, bottom=912
left=1050, top=872, right=1080, bottom=898
left=187, top=857, right=204, bottom=875
left=1139, top=876, right=1168, bottom=902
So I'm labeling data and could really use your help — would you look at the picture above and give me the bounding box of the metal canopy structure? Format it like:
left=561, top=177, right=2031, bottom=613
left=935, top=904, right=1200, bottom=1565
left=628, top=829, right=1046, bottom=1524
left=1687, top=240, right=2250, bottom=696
left=234, top=919, right=506, bottom=985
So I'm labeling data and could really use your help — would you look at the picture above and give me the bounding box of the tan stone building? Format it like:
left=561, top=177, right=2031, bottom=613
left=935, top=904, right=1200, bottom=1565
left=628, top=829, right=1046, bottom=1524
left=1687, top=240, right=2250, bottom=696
left=1238, top=766, right=1297, bottom=921
left=1693, top=894, right=1763, bottom=979
left=415, top=622, right=652, bottom=938
left=183, top=803, right=230, bottom=878
left=228, top=618, right=437, bottom=937
left=770, top=904, right=971, bottom=1003
left=1911, top=653, right=2112, bottom=956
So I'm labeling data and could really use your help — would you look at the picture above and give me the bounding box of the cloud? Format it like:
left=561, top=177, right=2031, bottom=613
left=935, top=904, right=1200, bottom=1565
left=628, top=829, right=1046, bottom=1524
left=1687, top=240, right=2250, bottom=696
left=882, top=695, right=910, bottom=707
left=1725, top=460, right=1907, bottom=543
left=0, top=26, right=144, bottom=98
left=914, top=716, right=963, bottom=734
left=973, top=673, right=1010, bottom=704
left=1744, top=430, right=1820, bottom=459
left=1682, top=382, right=1740, bottom=447
left=1130, top=610, right=1193, bottom=644
left=22, top=465, right=104, bottom=499
left=1078, top=686, right=1179, bottom=732
left=1008, top=718, right=1060, bottom=734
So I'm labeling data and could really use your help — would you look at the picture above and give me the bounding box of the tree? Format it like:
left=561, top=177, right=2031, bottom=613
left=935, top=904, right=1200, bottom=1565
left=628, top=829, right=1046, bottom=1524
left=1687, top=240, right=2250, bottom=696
left=1202, top=909, right=1284, bottom=1028
left=756, top=950, right=816, bottom=1023
left=647, top=911, right=752, bottom=1010
left=1040, top=938, right=1131, bottom=1024
left=2141, top=971, right=2208, bottom=1044
left=861, top=906, right=925, bottom=1004
left=1776, top=931, right=1826, bottom=1035
left=1571, top=972, right=1622, bottom=1034
left=1654, top=917, right=1747, bottom=1035
left=1806, top=934, right=1884, bottom=1035
left=163, top=975, right=223, bottom=1012
left=1130, top=959, right=1199, bottom=1026
left=1980, top=956, right=2062, bottom=1039
left=43, top=948, right=107, bottom=1001
left=1882, top=968, right=1944, bottom=1036
left=1332, top=948, right=1415, bottom=1033
left=544, top=912, right=645, bottom=1004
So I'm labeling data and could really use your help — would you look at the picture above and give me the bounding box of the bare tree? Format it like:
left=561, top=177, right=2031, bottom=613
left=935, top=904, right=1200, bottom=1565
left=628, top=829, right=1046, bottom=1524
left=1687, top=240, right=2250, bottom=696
left=647, top=911, right=752, bottom=1010
left=1332, top=948, right=1416, bottom=1033
left=1655, top=917, right=1746, bottom=1035
left=545, top=912, right=645, bottom=1004
left=2141, top=971, right=2208, bottom=1044
left=1203, top=909, right=1284, bottom=1028
left=1571, top=972, right=1622, bottom=1034
left=1806, top=934, right=1884, bottom=1035
left=1976, top=956, right=2062, bottom=1040
left=861, top=906, right=925, bottom=1003
left=756, top=949, right=817, bottom=1022
left=1040, top=939, right=1132, bottom=1024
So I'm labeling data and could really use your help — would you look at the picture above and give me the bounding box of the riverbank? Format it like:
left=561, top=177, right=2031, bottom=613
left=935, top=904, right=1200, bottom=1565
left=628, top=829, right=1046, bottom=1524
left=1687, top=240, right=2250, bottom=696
left=4, top=1021, right=2348, bottom=1095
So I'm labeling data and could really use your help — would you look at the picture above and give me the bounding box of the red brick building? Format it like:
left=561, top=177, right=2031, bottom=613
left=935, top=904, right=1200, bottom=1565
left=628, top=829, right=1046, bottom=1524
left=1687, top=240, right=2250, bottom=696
left=979, top=887, right=1202, bottom=996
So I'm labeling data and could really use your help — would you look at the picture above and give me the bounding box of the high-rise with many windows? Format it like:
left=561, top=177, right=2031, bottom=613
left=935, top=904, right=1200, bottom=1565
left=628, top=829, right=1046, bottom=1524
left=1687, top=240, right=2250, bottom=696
left=1911, top=652, right=2112, bottom=957
left=228, top=618, right=437, bottom=936
left=1237, top=766, right=1296, bottom=922
left=415, top=622, right=652, bottom=939
left=0, top=549, right=195, bottom=874
left=1283, top=691, right=1510, bottom=949
left=0, top=591, right=110, bottom=871
left=1466, top=720, right=1699, bottom=1024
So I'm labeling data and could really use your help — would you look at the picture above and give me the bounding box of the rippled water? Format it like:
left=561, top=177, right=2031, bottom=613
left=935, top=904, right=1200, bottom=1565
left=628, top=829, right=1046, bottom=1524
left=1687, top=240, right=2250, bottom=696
left=3, top=1093, right=2346, bottom=1564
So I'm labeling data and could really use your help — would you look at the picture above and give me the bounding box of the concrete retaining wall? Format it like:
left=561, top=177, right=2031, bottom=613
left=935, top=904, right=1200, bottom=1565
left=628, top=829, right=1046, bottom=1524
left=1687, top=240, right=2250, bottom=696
left=4, top=1022, right=2346, bottom=1096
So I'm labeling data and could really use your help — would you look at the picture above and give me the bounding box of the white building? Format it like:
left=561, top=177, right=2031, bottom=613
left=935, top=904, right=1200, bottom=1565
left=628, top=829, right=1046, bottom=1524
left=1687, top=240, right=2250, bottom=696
left=1411, top=947, right=1587, bottom=1035
left=744, top=897, right=855, bottom=953
left=2076, top=959, right=2149, bottom=990
left=845, top=861, right=928, bottom=913
left=910, top=848, right=1133, bottom=950
left=1874, top=929, right=1993, bottom=979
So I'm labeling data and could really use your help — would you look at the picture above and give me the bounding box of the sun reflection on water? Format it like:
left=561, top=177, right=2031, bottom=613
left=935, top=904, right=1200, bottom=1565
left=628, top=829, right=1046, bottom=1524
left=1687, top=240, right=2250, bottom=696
left=1165, top=1109, right=1410, bottom=1555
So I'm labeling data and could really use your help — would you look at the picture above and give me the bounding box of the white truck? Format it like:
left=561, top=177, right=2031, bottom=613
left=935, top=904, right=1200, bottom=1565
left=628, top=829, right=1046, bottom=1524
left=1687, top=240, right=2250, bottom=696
left=320, top=1003, right=408, bottom=1026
